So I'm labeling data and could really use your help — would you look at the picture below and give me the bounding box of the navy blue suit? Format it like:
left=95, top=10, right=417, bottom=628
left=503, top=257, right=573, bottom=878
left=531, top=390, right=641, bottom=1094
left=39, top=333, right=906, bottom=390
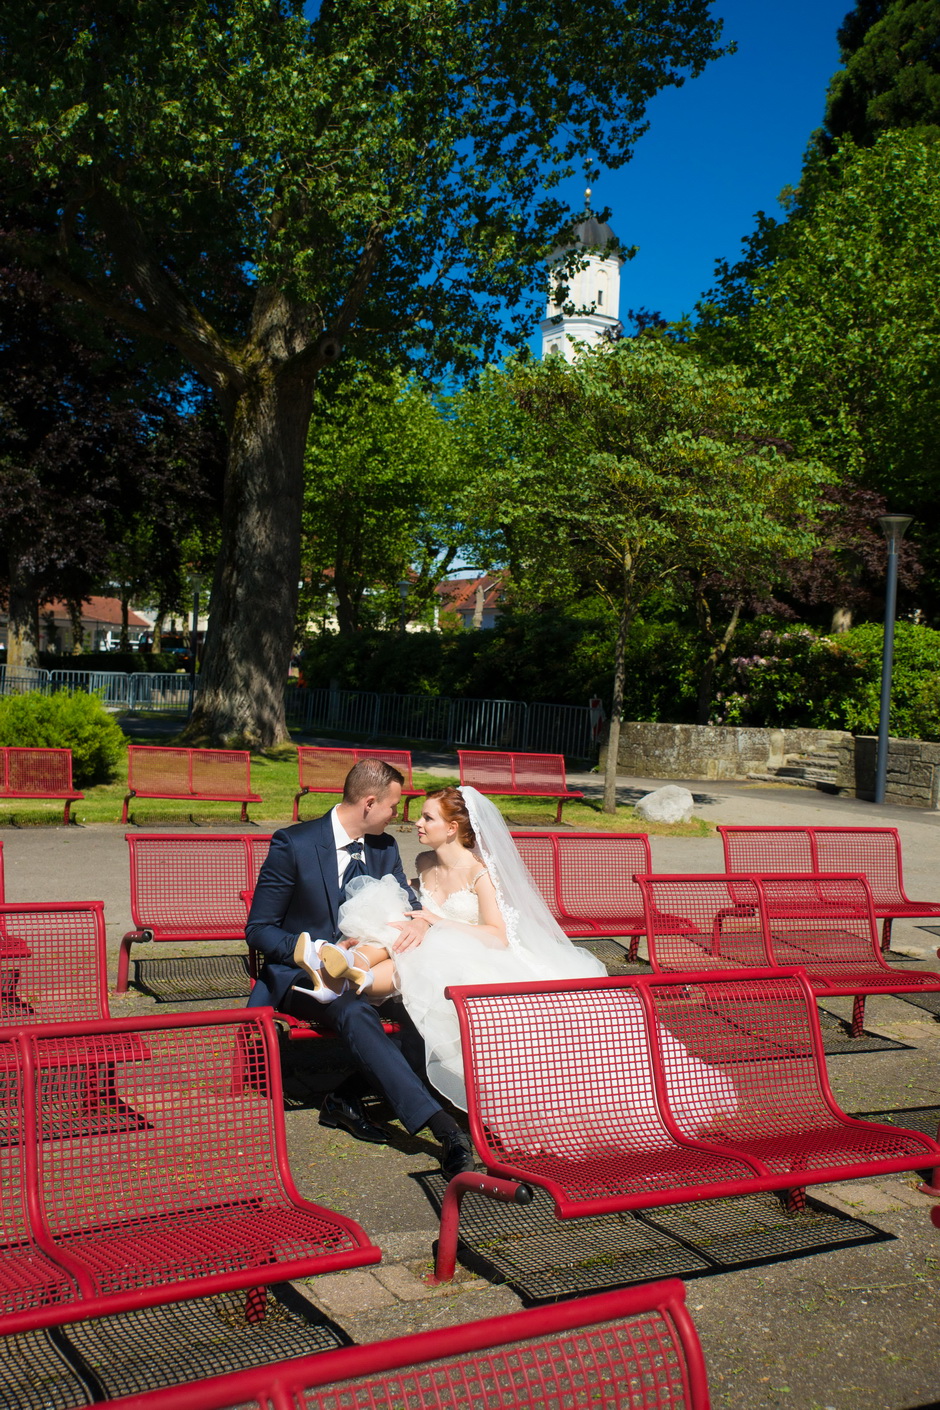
left=246, top=812, right=439, bottom=1134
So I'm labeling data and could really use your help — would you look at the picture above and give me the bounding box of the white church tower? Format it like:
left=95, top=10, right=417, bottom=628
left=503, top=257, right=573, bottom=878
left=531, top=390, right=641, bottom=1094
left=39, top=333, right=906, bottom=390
left=540, top=190, right=623, bottom=362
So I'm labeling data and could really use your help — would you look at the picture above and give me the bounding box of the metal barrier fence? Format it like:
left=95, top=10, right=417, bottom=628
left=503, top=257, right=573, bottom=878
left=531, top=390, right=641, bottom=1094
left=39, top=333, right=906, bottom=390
left=284, top=685, right=595, bottom=757
left=0, top=668, right=192, bottom=712
left=0, top=670, right=595, bottom=757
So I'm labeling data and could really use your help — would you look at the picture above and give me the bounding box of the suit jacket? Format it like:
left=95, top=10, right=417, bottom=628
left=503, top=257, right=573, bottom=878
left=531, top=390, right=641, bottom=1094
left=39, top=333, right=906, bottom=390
left=246, top=812, right=418, bottom=1009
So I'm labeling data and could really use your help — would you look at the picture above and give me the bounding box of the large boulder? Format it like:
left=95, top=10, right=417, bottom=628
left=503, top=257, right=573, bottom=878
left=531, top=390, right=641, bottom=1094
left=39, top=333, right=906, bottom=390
left=635, top=784, right=694, bottom=825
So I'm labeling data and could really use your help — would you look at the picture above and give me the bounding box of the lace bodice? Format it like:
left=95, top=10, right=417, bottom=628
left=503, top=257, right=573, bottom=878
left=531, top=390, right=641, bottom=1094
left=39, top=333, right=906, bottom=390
left=418, top=882, right=481, bottom=926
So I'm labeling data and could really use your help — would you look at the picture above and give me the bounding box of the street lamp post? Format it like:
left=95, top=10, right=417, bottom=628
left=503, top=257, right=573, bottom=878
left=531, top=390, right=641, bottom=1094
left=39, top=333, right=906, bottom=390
left=188, top=575, right=203, bottom=719
left=397, top=579, right=409, bottom=636
left=874, top=515, right=913, bottom=804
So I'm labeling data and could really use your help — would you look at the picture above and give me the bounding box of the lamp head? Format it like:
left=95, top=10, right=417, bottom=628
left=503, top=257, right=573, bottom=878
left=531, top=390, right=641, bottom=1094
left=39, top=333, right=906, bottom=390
left=878, top=515, right=913, bottom=547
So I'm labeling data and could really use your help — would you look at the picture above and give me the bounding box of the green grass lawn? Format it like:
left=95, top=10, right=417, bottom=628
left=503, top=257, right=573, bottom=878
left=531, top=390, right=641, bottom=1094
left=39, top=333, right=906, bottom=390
left=0, top=737, right=712, bottom=836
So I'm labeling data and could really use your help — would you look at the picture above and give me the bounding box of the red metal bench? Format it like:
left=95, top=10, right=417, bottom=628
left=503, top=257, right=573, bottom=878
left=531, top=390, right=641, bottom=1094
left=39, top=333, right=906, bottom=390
left=636, top=873, right=940, bottom=1037
left=432, top=971, right=940, bottom=1280
left=70, top=1281, right=710, bottom=1410
left=293, top=745, right=423, bottom=821
left=459, top=750, right=583, bottom=823
left=117, top=833, right=271, bottom=994
left=718, top=825, right=940, bottom=952
left=122, top=745, right=261, bottom=824
left=0, top=746, right=83, bottom=824
left=512, top=831, right=652, bottom=955
left=0, top=900, right=112, bottom=1025
left=0, top=1008, right=379, bottom=1337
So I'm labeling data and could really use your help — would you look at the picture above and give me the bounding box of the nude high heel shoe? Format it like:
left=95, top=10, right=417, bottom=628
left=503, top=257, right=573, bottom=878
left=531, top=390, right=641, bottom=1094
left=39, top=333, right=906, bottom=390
left=320, top=942, right=373, bottom=996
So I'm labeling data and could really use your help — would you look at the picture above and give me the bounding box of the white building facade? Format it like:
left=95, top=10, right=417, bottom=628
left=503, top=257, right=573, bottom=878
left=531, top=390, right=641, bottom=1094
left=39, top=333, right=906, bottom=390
left=539, top=194, right=623, bottom=362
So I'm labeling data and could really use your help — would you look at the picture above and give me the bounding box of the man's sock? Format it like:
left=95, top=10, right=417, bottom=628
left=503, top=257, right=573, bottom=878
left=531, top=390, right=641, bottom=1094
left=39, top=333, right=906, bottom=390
left=426, top=1110, right=461, bottom=1140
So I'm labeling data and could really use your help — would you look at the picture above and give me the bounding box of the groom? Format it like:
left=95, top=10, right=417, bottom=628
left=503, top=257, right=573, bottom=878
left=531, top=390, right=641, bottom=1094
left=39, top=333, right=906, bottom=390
left=246, top=757, right=474, bottom=1178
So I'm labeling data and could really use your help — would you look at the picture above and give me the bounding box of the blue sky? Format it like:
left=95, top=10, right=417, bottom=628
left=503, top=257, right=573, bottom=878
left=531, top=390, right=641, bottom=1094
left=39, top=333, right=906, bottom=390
left=538, top=0, right=850, bottom=331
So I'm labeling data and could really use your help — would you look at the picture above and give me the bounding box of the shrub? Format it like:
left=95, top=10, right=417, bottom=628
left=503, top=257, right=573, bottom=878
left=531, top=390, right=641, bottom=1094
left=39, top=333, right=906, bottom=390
left=0, top=690, right=126, bottom=785
left=714, top=621, right=940, bottom=741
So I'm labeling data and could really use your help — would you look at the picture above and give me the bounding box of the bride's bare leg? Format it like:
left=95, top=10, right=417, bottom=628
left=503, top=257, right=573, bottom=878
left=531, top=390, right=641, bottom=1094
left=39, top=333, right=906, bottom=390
left=352, top=955, right=398, bottom=1001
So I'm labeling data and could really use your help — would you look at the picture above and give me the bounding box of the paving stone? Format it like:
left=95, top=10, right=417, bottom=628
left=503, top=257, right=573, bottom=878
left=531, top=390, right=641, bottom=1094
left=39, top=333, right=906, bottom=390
left=307, top=1270, right=397, bottom=1315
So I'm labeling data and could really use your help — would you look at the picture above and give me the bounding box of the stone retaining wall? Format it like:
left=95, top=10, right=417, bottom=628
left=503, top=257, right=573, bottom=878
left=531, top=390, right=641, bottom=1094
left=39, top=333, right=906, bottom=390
left=606, top=722, right=852, bottom=782
left=603, top=722, right=940, bottom=810
left=853, top=736, right=940, bottom=810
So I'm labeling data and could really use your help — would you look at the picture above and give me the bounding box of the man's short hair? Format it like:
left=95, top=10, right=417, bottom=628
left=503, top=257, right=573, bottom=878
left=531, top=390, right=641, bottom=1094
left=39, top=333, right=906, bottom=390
left=343, top=758, right=404, bottom=803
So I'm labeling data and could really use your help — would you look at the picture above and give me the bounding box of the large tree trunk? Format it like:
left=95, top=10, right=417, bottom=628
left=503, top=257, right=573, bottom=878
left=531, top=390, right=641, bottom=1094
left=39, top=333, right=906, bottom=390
left=6, top=553, right=39, bottom=670
left=603, top=604, right=632, bottom=814
left=187, top=372, right=313, bottom=747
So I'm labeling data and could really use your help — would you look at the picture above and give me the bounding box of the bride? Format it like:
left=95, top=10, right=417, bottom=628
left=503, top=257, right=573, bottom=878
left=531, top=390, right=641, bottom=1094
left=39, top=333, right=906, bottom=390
left=304, top=784, right=607, bottom=1108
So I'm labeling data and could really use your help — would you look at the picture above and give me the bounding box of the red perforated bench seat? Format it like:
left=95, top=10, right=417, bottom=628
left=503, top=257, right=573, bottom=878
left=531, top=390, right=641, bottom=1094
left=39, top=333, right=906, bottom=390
left=719, top=824, right=940, bottom=951
left=0, top=1008, right=379, bottom=1337
left=432, top=971, right=940, bottom=1280
left=459, top=750, right=583, bottom=824
left=69, top=1281, right=710, bottom=1410
left=122, top=746, right=261, bottom=824
left=117, top=833, right=272, bottom=994
left=0, top=747, right=83, bottom=825
left=293, top=746, right=424, bottom=821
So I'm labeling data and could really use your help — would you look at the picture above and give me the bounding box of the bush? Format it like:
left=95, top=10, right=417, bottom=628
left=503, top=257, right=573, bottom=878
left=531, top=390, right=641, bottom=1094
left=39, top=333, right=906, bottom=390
left=714, top=621, right=940, bottom=741
left=0, top=690, right=126, bottom=785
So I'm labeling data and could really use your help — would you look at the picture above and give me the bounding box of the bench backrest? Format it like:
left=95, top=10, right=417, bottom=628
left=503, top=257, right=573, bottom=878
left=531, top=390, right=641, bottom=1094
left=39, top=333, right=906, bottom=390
left=0, top=902, right=110, bottom=1025
left=810, top=829, right=908, bottom=907
left=82, top=1281, right=709, bottom=1410
left=757, top=873, right=882, bottom=968
left=719, top=825, right=911, bottom=909
left=449, top=971, right=840, bottom=1171
left=297, top=746, right=416, bottom=792
left=126, top=835, right=271, bottom=937
left=127, top=745, right=253, bottom=797
left=459, top=750, right=569, bottom=793
left=18, top=1010, right=305, bottom=1239
left=513, top=832, right=651, bottom=922
left=1, top=746, right=75, bottom=794
left=718, top=826, right=815, bottom=876
left=636, top=875, right=771, bottom=972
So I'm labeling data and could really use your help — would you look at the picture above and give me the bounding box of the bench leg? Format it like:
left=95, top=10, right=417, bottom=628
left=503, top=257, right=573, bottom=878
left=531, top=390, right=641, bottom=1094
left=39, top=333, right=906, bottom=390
left=63, top=800, right=72, bottom=826
left=627, top=934, right=641, bottom=962
left=240, top=802, right=249, bottom=823
left=121, top=793, right=132, bottom=825
left=781, top=1186, right=807, bottom=1217
left=881, top=917, right=892, bottom=954
left=429, top=1173, right=533, bottom=1284
left=555, top=799, right=563, bottom=824
left=850, top=995, right=866, bottom=1039
left=116, top=936, right=134, bottom=995
left=244, top=1286, right=267, bottom=1324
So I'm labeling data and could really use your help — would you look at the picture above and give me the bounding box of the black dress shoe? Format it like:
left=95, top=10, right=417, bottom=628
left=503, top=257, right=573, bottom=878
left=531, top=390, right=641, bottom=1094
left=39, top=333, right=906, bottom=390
left=319, top=1093, right=387, bottom=1144
left=440, top=1129, right=474, bottom=1179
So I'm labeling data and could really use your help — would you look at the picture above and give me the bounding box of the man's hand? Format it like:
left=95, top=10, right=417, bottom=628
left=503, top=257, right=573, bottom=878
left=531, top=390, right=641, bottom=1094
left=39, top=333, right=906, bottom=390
left=389, top=910, right=433, bottom=953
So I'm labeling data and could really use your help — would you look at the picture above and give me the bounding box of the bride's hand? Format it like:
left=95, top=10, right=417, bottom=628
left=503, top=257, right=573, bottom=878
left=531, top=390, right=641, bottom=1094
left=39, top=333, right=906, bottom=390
left=388, top=909, right=435, bottom=953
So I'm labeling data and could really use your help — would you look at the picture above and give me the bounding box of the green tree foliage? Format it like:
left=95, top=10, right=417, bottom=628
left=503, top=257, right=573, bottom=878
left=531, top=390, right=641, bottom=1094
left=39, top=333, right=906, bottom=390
left=302, top=371, right=472, bottom=635
left=0, top=0, right=728, bottom=746
left=471, top=340, right=827, bottom=808
left=699, top=131, right=940, bottom=611
left=824, top=0, right=940, bottom=145
left=0, top=691, right=125, bottom=785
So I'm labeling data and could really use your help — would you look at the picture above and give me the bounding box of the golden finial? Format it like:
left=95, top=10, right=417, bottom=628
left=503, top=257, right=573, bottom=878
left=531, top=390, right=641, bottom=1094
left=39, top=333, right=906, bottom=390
left=585, top=186, right=592, bottom=211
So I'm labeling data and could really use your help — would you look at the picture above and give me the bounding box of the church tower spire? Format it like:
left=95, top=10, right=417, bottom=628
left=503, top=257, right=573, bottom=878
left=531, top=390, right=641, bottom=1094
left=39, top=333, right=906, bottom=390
left=540, top=191, right=623, bottom=361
